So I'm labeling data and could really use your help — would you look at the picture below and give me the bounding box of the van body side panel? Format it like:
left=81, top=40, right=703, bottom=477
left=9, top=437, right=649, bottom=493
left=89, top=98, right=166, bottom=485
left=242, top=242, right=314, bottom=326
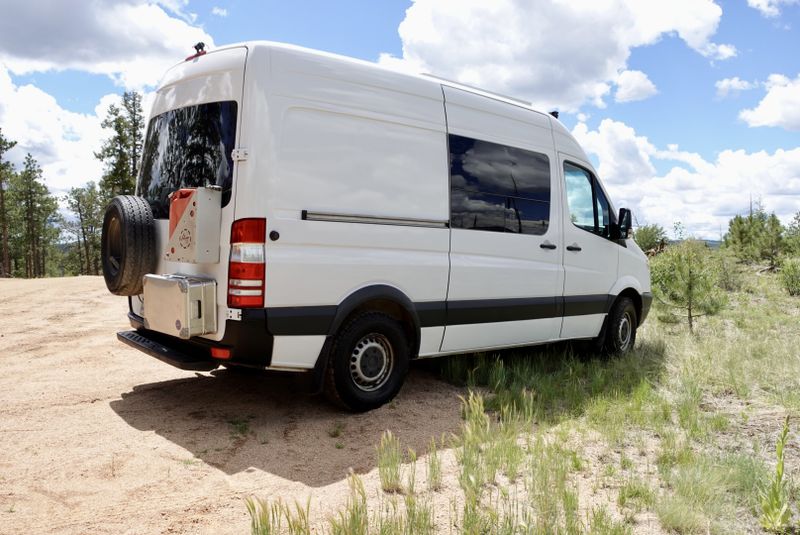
left=251, top=46, right=450, bottom=366
left=133, top=46, right=248, bottom=342
left=441, top=87, right=564, bottom=352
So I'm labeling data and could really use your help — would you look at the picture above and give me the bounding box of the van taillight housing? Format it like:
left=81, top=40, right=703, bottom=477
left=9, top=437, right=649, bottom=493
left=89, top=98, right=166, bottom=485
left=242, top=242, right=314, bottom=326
left=228, top=218, right=266, bottom=308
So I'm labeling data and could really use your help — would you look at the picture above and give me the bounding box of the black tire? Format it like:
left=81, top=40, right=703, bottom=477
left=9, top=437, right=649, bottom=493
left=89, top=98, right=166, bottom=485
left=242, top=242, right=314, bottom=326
left=603, top=297, right=638, bottom=355
left=324, top=312, right=410, bottom=412
left=101, top=195, right=157, bottom=296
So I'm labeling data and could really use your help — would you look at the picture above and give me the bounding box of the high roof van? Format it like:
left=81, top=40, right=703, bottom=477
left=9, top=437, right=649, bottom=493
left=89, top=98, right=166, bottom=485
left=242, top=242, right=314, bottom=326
left=102, top=41, right=652, bottom=411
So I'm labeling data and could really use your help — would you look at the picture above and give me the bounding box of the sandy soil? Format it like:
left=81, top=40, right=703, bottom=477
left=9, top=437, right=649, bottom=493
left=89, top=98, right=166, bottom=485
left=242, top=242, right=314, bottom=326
left=0, top=276, right=467, bottom=534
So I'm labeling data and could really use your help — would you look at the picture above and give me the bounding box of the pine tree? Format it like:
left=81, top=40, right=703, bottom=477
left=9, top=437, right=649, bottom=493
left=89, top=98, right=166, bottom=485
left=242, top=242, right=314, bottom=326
left=96, top=91, right=145, bottom=200
left=0, top=128, right=17, bottom=277
left=650, top=240, right=726, bottom=332
left=65, top=182, right=103, bottom=274
left=96, top=104, right=133, bottom=198
left=7, top=154, right=58, bottom=277
left=785, top=212, right=800, bottom=256
left=121, top=91, right=144, bottom=180
left=761, top=213, right=784, bottom=271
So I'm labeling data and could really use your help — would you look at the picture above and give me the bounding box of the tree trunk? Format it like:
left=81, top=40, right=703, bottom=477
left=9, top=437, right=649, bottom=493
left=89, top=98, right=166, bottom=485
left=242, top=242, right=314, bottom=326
left=0, top=183, right=7, bottom=277
left=77, top=206, right=90, bottom=275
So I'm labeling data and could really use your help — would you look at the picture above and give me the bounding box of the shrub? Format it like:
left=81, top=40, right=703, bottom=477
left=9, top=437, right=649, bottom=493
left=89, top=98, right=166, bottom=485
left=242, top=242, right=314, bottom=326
left=780, top=258, right=800, bottom=296
left=650, top=240, right=727, bottom=332
left=634, top=223, right=666, bottom=252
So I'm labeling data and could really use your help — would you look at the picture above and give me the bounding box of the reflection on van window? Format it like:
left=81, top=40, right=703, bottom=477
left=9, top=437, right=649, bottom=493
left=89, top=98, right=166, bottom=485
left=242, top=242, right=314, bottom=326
left=139, top=101, right=238, bottom=218
left=564, top=164, right=595, bottom=232
left=564, top=162, right=615, bottom=238
left=449, top=134, right=550, bottom=235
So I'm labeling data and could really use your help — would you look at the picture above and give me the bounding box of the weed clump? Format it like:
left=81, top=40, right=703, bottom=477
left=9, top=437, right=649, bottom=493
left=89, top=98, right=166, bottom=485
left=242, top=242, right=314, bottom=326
left=780, top=258, right=800, bottom=296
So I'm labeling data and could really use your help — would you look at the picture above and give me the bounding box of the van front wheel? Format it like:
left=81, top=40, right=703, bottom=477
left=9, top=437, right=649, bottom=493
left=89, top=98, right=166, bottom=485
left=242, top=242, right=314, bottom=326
left=604, top=297, right=638, bottom=355
left=324, top=312, right=410, bottom=412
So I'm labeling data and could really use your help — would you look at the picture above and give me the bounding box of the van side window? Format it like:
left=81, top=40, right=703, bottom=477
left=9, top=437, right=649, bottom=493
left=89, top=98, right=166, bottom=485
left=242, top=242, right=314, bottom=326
left=564, top=162, right=612, bottom=237
left=449, top=134, right=550, bottom=235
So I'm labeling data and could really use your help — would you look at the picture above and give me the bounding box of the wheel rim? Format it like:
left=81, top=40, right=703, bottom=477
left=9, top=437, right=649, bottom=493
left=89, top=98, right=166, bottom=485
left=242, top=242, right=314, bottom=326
left=106, top=216, right=122, bottom=276
left=349, top=333, right=394, bottom=392
left=617, top=311, right=633, bottom=351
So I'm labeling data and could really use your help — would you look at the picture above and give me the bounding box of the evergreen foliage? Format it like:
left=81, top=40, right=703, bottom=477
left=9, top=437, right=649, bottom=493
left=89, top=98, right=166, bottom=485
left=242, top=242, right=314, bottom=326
left=780, top=258, right=800, bottom=297
left=64, top=182, right=103, bottom=275
left=95, top=91, right=145, bottom=198
left=650, top=240, right=726, bottom=332
left=0, top=127, right=17, bottom=277
left=6, top=154, right=59, bottom=277
left=724, top=204, right=786, bottom=269
left=633, top=223, right=667, bottom=252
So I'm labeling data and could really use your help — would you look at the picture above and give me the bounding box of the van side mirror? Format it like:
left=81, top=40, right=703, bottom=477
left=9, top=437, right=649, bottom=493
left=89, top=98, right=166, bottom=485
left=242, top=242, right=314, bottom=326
left=617, top=208, right=633, bottom=240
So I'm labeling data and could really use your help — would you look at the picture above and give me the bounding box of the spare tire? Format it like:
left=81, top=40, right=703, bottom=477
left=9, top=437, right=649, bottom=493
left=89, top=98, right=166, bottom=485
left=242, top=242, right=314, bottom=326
left=101, top=195, right=157, bottom=296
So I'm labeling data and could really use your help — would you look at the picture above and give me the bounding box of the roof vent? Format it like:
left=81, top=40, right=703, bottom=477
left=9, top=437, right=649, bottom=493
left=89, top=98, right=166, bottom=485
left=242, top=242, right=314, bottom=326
left=549, top=110, right=559, bottom=119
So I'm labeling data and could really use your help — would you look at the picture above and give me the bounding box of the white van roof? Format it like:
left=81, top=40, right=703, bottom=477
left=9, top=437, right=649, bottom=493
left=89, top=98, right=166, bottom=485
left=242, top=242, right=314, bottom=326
left=162, top=40, right=592, bottom=165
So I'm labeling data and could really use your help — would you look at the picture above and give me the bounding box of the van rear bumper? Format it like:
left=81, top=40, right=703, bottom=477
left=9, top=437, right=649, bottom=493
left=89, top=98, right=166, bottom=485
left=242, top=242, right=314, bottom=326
left=126, top=310, right=273, bottom=369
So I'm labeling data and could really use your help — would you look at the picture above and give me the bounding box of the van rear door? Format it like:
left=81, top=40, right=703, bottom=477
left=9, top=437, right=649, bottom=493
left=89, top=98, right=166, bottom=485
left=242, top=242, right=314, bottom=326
left=132, top=46, right=248, bottom=342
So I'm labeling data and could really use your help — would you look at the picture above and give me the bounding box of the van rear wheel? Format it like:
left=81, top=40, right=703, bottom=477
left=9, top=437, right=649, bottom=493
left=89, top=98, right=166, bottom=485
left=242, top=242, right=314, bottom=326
left=603, top=297, right=638, bottom=355
left=324, top=312, right=409, bottom=412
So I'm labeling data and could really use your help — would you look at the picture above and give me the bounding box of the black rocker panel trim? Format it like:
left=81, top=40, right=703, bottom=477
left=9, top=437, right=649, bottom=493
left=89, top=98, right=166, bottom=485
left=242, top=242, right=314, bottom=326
left=265, top=294, right=615, bottom=336
left=445, top=296, right=558, bottom=325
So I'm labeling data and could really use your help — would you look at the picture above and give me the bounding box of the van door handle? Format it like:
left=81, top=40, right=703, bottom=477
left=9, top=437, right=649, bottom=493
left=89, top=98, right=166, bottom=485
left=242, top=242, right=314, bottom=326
left=539, top=242, right=557, bottom=250
left=566, top=244, right=582, bottom=252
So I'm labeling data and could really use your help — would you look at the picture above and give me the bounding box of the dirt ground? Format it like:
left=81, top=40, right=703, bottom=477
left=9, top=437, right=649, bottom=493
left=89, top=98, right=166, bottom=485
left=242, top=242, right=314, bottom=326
left=0, top=276, right=467, bottom=534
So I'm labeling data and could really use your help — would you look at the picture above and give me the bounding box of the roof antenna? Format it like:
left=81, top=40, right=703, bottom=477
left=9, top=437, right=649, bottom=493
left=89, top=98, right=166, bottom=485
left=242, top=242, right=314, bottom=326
left=185, top=42, right=207, bottom=61
left=549, top=110, right=559, bottom=119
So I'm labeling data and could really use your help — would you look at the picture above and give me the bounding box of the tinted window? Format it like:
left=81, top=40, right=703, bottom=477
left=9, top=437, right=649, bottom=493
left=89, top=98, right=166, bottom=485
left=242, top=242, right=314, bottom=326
left=510, top=198, right=550, bottom=235
left=449, top=135, right=550, bottom=201
left=139, top=101, right=238, bottom=218
left=451, top=190, right=506, bottom=232
left=450, top=134, right=551, bottom=236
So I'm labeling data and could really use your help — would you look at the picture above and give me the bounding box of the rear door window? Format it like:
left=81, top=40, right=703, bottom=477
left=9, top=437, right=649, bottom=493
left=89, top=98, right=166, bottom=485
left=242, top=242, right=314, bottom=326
left=138, top=101, right=238, bottom=218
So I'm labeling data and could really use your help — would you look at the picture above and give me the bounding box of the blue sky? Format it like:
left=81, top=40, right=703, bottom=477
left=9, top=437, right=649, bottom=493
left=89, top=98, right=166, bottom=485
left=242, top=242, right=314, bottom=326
left=0, top=0, right=798, bottom=238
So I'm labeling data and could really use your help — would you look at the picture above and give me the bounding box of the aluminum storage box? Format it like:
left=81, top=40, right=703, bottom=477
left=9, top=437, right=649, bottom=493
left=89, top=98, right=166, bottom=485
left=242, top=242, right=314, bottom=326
left=142, top=274, right=217, bottom=339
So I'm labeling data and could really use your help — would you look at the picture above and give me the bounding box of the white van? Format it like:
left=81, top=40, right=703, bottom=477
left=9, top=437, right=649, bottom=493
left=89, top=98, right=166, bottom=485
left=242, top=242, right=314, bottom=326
left=102, top=41, right=652, bottom=411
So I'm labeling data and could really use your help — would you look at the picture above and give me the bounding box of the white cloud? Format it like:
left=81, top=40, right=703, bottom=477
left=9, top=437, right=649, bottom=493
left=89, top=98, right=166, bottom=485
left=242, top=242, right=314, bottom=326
left=739, top=74, right=800, bottom=131
left=747, top=0, right=799, bottom=17
left=211, top=6, right=228, bottom=17
left=0, top=66, right=112, bottom=200
left=715, top=77, right=758, bottom=98
left=572, top=118, right=800, bottom=239
left=0, top=1, right=213, bottom=89
left=615, top=70, right=658, bottom=103
left=380, top=0, right=736, bottom=111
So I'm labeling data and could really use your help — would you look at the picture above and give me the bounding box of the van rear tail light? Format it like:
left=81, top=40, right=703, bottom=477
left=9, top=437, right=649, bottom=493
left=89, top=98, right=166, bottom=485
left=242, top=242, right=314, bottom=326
left=228, top=218, right=266, bottom=308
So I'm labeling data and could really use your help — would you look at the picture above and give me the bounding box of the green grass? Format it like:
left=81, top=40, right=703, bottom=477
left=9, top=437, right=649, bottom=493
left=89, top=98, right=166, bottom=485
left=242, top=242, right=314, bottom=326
left=245, top=264, right=800, bottom=534
left=227, top=417, right=250, bottom=438
left=377, top=431, right=403, bottom=493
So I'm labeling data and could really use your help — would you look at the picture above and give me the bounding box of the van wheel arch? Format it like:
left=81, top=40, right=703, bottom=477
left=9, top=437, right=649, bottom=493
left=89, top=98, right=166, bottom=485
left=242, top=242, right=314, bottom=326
left=326, top=285, right=420, bottom=357
left=593, top=288, right=642, bottom=354
left=312, top=286, right=420, bottom=398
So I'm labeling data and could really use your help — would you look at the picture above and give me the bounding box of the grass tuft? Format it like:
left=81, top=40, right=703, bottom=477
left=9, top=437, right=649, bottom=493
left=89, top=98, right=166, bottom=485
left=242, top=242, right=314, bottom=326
left=377, top=430, right=403, bottom=493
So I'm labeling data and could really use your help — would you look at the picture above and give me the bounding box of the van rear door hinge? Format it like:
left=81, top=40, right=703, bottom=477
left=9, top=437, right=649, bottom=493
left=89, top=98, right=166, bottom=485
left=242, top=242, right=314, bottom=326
left=231, top=148, right=249, bottom=162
